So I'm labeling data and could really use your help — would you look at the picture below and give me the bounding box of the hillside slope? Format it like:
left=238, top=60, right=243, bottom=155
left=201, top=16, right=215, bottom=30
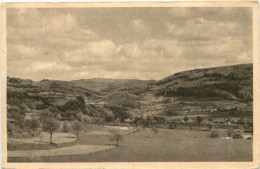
left=140, top=64, right=253, bottom=117
left=7, top=63, right=253, bottom=126
left=72, top=78, right=155, bottom=93
left=150, top=64, right=252, bottom=101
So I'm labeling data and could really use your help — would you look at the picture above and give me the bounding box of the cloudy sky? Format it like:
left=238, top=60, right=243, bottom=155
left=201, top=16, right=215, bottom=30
left=7, top=7, right=252, bottom=81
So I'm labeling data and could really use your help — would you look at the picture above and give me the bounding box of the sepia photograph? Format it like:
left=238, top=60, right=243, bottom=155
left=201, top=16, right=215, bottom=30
left=1, top=2, right=260, bottom=169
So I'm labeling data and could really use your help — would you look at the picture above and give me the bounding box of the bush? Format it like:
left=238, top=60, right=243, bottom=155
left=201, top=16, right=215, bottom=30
left=82, top=115, right=93, bottom=124
left=232, top=130, right=244, bottom=139
left=61, top=121, right=70, bottom=133
left=208, top=124, right=212, bottom=131
left=111, top=132, right=123, bottom=146
left=24, top=119, right=39, bottom=136
left=72, top=121, right=82, bottom=137
left=196, top=116, right=203, bottom=124
left=168, top=124, right=173, bottom=129
left=184, top=115, right=188, bottom=122
left=36, top=103, right=48, bottom=110
left=210, top=131, right=219, bottom=138
left=237, top=117, right=246, bottom=125
left=151, top=127, right=159, bottom=138
left=227, top=129, right=233, bottom=137
left=164, top=108, right=180, bottom=116
left=153, top=116, right=166, bottom=124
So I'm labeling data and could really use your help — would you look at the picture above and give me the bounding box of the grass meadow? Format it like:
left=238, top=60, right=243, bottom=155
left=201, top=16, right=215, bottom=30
left=8, top=126, right=252, bottom=162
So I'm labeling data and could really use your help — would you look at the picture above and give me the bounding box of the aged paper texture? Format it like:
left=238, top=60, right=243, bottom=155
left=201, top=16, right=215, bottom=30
left=1, top=1, right=260, bottom=169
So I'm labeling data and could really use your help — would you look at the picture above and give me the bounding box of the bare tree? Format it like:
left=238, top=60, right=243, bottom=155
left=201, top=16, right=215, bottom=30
left=111, top=132, right=123, bottom=146
left=72, top=121, right=82, bottom=138
left=151, top=127, right=159, bottom=138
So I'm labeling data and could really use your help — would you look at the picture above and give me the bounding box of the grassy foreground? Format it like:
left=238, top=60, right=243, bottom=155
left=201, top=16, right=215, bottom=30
left=8, top=127, right=252, bottom=162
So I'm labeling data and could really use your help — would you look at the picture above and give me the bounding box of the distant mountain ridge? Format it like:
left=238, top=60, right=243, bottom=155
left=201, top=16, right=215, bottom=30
left=149, top=63, right=252, bottom=101
left=8, top=63, right=253, bottom=101
left=7, top=63, right=253, bottom=128
left=71, top=78, right=155, bottom=93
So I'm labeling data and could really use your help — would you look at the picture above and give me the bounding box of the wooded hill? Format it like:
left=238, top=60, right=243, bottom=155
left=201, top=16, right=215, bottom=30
left=151, top=63, right=252, bottom=102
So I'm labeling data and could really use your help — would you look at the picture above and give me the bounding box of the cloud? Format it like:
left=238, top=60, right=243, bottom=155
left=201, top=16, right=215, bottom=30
left=166, top=18, right=240, bottom=41
left=130, top=19, right=150, bottom=33
left=6, top=8, right=252, bottom=81
left=7, top=43, right=41, bottom=62
left=31, top=61, right=71, bottom=72
left=7, top=9, right=98, bottom=50
left=168, top=8, right=192, bottom=18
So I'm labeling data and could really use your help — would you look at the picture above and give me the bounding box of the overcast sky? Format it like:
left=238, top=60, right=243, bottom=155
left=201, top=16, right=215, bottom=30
left=7, top=7, right=252, bottom=81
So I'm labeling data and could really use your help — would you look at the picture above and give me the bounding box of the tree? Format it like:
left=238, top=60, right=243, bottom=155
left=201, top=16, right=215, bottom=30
left=111, top=132, right=123, bottom=146
left=196, top=116, right=203, bottom=124
left=196, top=116, right=203, bottom=129
left=142, top=116, right=155, bottom=129
left=131, top=117, right=142, bottom=127
left=7, top=122, right=15, bottom=138
left=41, top=118, right=59, bottom=144
left=184, top=115, right=188, bottom=122
left=237, top=117, right=246, bottom=125
left=208, top=124, right=212, bottom=131
left=151, top=127, right=159, bottom=138
left=76, top=96, right=85, bottom=103
left=61, top=121, right=69, bottom=133
left=72, top=121, right=82, bottom=138
left=24, top=119, right=39, bottom=136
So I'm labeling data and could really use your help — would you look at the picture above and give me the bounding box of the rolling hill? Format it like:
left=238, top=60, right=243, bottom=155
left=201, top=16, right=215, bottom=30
left=7, top=63, right=253, bottom=125
left=71, top=78, right=155, bottom=94
left=150, top=63, right=252, bottom=101
left=140, top=63, right=253, bottom=117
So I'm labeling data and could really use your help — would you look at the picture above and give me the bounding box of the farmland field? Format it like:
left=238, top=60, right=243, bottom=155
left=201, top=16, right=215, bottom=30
left=8, top=127, right=252, bottom=162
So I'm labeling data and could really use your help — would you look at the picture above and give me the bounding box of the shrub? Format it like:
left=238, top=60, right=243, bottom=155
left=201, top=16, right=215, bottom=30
left=72, top=121, right=82, bottom=137
left=164, top=108, right=180, bottom=116
left=237, top=117, right=246, bottom=125
left=153, top=116, right=166, bottom=124
left=111, top=132, right=123, bottom=146
left=210, top=131, right=219, bottom=138
left=151, top=127, right=159, bottom=138
left=208, top=124, right=212, bottom=131
left=142, top=116, right=155, bottom=128
left=168, top=124, right=173, bottom=129
left=61, top=121, right=70, bottom=133
left=82, top=115, right=93, bottom=124
left=227, top=129, right=233, bottom=137
left=76, top=96, right=85, bottom=103
left=131, top=116, right=143, bottom=127
left=36, top=103, right=48, bottom=110
left=24, top=119, right=39, bottom=136
left=196, top=116, right=203, bottom=124
left=184, top=115, right=188, bottom=122
left=232, top=130, right=244, bottom=139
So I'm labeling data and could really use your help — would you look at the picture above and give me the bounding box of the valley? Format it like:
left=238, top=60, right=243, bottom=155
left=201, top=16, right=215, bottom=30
left=7, top=63, right=253, bottom=162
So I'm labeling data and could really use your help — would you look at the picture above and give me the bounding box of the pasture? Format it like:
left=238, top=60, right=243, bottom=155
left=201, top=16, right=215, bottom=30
left=8, top=126, right=252, bottom=162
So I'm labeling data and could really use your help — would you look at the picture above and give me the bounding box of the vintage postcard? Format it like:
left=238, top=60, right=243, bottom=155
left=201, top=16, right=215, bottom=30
left=1, top=1, right=260, bottom=169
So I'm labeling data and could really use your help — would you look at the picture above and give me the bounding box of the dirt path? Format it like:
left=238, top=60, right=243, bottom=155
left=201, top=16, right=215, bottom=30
left=8, top=145, right=114, bottom=158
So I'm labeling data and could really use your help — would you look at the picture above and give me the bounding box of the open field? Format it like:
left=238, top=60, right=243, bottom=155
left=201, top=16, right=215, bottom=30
left=9, top=132, right=77, bottom=145
left=8, top=127, right=252, bottom=162
left=8, top=145, right=113, bottom=158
